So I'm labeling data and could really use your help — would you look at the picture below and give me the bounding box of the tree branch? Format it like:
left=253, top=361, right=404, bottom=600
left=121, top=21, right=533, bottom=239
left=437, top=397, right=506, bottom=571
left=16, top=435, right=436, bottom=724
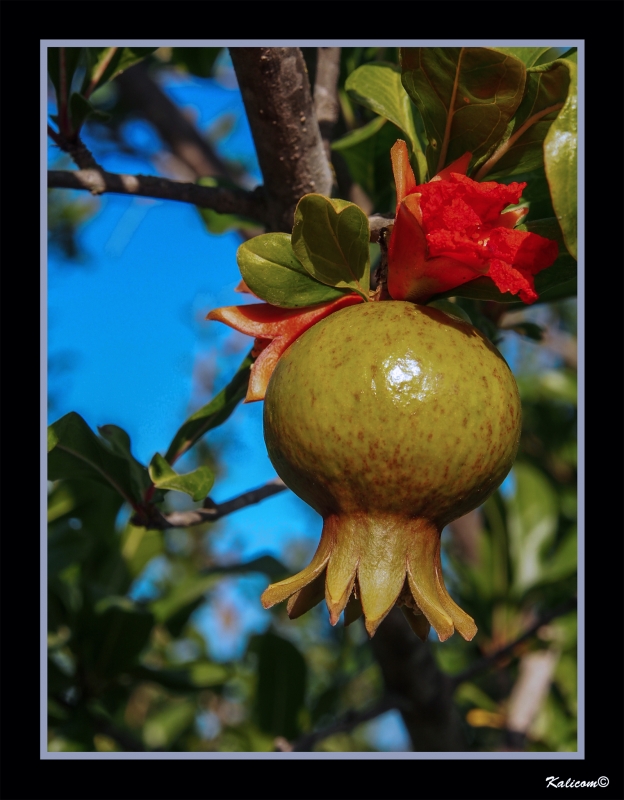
left=48, top=169, right=388, bottom=240
left=115, top=61, right=236, bottom=182
left=230, top=47, right=332, bottom=232
left=48, top=168, right=268, bottom=223
left=133, top=478, right=287, bottom=530
left=288, top=693, right=410, bottom=752
left=370, top=608, right=467, bottom=751
left=450, top=597, right=577, bottom=688
left=313, top=47, right=341, bottom=162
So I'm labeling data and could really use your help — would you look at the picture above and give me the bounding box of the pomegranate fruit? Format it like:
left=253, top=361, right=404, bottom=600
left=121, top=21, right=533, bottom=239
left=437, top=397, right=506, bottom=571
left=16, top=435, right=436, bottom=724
left=261, top=301, right=521, bottom=641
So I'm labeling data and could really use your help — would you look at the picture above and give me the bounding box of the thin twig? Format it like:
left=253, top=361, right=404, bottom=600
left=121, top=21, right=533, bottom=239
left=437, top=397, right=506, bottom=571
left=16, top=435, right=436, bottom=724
left=450, top=597, right=577, bottom=688
left=133, top=478, right=287, bottom=530
left=290, top=694, right=410, bottom=752
left=48, top=168, right=268, bottom=223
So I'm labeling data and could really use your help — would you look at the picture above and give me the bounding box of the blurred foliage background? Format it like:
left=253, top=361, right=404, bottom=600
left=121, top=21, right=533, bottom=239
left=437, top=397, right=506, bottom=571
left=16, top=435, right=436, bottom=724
left=47, top=46, right=577, bottom=753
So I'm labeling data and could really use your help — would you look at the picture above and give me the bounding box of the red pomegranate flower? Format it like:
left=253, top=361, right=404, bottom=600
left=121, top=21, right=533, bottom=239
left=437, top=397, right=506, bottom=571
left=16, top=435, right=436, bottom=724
left=387, top=141, right=558, bottom=304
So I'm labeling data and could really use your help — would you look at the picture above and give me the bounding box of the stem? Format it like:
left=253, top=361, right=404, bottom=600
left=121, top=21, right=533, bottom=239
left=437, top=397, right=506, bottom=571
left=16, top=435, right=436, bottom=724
left=474, top=103, right=564, bottom=181
left=84, top=47, right=118, bottom=99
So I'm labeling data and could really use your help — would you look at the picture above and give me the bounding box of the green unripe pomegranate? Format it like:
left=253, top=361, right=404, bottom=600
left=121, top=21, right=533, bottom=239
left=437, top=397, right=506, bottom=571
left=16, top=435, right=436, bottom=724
left=261, top=301, right=521, bottom=641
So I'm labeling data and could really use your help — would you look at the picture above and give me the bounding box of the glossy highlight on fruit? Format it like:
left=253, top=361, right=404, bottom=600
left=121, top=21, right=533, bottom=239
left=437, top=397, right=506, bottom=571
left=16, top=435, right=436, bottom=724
left=261, top=301, right=521, bottom=641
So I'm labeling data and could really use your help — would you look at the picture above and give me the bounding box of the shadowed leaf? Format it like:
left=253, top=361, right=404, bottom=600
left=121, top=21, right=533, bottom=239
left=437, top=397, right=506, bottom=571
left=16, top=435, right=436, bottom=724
left=292, top=194, right=370, bottom=298
left=401, top=47, right=526, bottom=176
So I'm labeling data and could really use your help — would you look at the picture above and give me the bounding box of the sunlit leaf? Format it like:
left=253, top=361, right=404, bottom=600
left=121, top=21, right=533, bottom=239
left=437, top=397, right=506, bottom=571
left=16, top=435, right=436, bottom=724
left=148, top=453, right=214, bottom=502
left=544, top=60, right=577, bottom=258
left=345, top=62, right=426, bottom=181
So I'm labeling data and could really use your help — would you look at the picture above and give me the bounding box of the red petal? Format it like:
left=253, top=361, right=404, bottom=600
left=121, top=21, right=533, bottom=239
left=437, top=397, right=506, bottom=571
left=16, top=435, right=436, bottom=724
left=207, top=294, right=364, bottom=401
left=487, top=228, right=559, bottom=275
left=431, top=151, right=472, bottom=182
left=391, top=140, right=417, bottom=211
left=487, top=259, right=538, bottom=304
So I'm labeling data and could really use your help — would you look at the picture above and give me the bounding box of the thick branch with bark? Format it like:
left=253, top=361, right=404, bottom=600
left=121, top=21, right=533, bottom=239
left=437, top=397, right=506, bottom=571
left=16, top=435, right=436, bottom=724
left=371, top=609, right=467, bottom=751
left=48, top=168, right=267, bottom=223
left=313, top=47, right=341, bottom=162
left=230, top=48, right=332, bottom=232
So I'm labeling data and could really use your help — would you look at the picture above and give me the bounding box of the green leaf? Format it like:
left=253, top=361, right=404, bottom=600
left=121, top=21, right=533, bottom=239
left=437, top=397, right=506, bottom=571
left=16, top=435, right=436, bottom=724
left=489, top=47, right=558, bottom=68
left=83, top=47, right=158, bottom=96
left=68, top=92, right=109, bottom=131
left=505, top=462, right=559, bottom=595
left=400, top=47, right=526, bottom=176
left=84, top=597, right=154, bottom=678
left=120, top=524, right=164, bottom=578
left=196, top=177, right=261, bottom=234
left=98, top=424, right=152, bottom=499
left=171, top=47, right=222, bottom=78
left=237, top=233, right=349, bottom=308
left=291, top=194, right=370, bottom=298
left=252, top=631, right=307, bottom=740
left=164, top=352, right=253, bottom=464
left=345, top=62, right=426, bottom=182
left=48, top=412, right=141, bottom=505
left=148, top=454, right=213, bottom=502
left=332, top=117, right=405, bottom=212
left=544, top=60, right=577, bottom=259
left=48, top=48, right=83, bottom=109
left=426, top=299, right=473, bottom=325
left=151, top=574, right=214, bottom=623
left=432, top=218, right=576, bottom=305
left=477, top=61, right=571, bottom=180
left=143, top=700, right=197, bottom=749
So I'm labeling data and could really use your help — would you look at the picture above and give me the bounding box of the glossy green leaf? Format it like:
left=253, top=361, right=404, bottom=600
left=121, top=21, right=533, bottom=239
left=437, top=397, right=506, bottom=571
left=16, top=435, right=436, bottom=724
left=171, top=47, right=222, bottom=78
left=84, top=597, right=154, bottom=678
left=432, top=218, right=576, bottom=305
left=400, top=47, right=526, bottom=176
left=252, top=631, right=307, bottom=740
left=544, top=60, right=577, bottom=259
left=237, top=233, right=349, bottom=308
left=148, top=453, right=214, bottom=502
left=48, top=412, right=141, bottom=505
left=98, top=424, right=152, bottom=499
left=165, top=352, right=253, bottom=464
left=477, top=61, right=571, bottom=180
left=345, top=62, right=426, bottom=182
left=506, top=462, right=559, bottom=595
left=83, top=47, right=158, bottom=96
left=332, top=117, right=405, bottom=212
left=291, top=194, right=370, bottom=298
